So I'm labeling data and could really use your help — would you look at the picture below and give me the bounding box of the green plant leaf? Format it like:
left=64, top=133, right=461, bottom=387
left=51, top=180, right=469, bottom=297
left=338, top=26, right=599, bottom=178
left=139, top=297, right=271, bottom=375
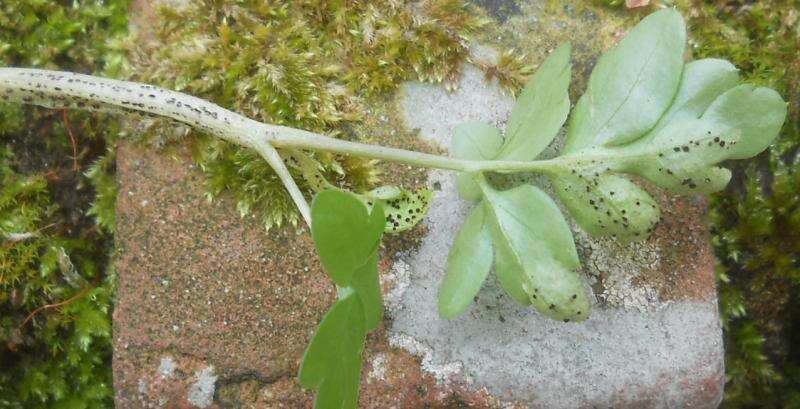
left=365, top=185, right=403, bottom=200
left=382, top=187, right=432, bottom=233
left=350, top=251, right=383, bottom=331
left=298, top=290, right=366, bottom=409
left=304, top=190, right=387, bottom=408
left=565, top=8, right=685, bottom=152
left=496, top=42, right=571, bottom=161
left=285, top=149, right=335, bottom=192
left=451, top=122, right=504, bottom=200
left=700, top=84, right=787, bottom=160
left=617, top=85, right=786, bottom=193
left=437, top=204, right=493, bottom=319
left=481, top=183, right=590, bottom=321
left=647, top=58, right=739, bottom=137
left=311, top=189, right=385, bottom=286
left=553, top=172, right=660, bottom=241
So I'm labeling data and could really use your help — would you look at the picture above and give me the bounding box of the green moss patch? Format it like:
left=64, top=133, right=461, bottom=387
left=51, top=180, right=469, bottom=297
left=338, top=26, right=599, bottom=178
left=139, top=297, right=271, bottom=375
left=131, top=0, right=487, bottom=229
left=0, top=1, right=129, bottom=407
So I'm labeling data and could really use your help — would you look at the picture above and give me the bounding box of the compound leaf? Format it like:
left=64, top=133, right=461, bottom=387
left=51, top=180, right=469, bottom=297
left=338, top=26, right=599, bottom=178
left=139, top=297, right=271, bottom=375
left=497, top=43, right=571, bottom=161
left=298, top=291, right=366, bottom=409
left=438, top=204, right=494, bottom=319
left=451, top=122, right=503, bottom=200
left=565, top=8, right=685, bottom=152
left=482, top=183, right=590, bottom=321
left=311, top=189, right=385, bottom=286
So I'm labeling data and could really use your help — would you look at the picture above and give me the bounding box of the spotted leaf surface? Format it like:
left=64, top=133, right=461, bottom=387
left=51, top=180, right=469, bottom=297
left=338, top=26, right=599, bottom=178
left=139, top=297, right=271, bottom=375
left=382, top=187, right=432, bottom=233
left=554, top=172, right=660, bottom=241
left=285, top=149, right=334, bottom=192
left=482, top=183, right=590, bottom=321
left=551, top=12, right=785, bottom=241
left=619, top=84, right=786, bottom=193
left=700, top=84, right=787, bottom=160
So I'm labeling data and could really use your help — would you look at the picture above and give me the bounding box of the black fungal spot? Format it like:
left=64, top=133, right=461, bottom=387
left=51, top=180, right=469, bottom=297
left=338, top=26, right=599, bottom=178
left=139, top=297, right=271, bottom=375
left=549, top=304, right=556, bottom=310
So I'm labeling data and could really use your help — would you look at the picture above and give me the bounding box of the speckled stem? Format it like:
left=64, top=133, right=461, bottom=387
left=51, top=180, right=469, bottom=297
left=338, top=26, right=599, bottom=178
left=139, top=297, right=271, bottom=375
left=0, top=68, right=569, bottom=223
left=0, top=68, right=316, bottom=222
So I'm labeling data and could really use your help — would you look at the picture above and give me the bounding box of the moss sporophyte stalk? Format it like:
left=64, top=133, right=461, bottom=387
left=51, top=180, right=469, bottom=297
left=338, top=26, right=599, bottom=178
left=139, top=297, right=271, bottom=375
left=0, top=8, right=788, bottom=409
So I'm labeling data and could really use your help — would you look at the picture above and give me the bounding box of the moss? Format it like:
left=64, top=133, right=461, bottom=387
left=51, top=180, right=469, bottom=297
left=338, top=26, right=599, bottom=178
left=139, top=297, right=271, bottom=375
left=130, top=0, right=486, bottom=229
left=672, top=0, right=800, bottom=406
left=85, top=152, right=118, bottom=235
left=0, top=147, right=116, bottom=408
left=0, top=1, right=130, bottom=407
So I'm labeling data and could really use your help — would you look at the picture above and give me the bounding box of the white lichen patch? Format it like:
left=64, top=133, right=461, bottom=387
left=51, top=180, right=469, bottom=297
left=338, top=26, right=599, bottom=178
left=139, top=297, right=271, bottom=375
left=157, top=356, right=177, bottom=379
left=573, top=229, right=664, bottom=311
left=388, top=333, right=463, bottom=385
left=137, top=378, right=148, bottom=395
left=382, top=258, right=411, bottom=314
left=187, top=366, right=217, bottom=408
left=368, top=353, right=388, bottom=382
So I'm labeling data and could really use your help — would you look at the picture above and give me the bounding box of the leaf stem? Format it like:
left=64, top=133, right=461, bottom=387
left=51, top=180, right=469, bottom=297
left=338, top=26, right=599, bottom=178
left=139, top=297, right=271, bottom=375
left=0, top=67, right=579, bottom=223
left=267, top=128, right=561, bottom=174
left=252, top=141, right=312, bottom=225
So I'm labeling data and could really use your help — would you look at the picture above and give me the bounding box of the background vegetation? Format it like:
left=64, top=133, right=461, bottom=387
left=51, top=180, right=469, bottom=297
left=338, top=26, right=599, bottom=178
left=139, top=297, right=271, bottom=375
left=0, top=0, right=798, bottom=407
left=0, top=1, right=129, bottom=407
left=129, top=0, right=487, bottom=229
left=677, top=0, right=800, bottom=406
